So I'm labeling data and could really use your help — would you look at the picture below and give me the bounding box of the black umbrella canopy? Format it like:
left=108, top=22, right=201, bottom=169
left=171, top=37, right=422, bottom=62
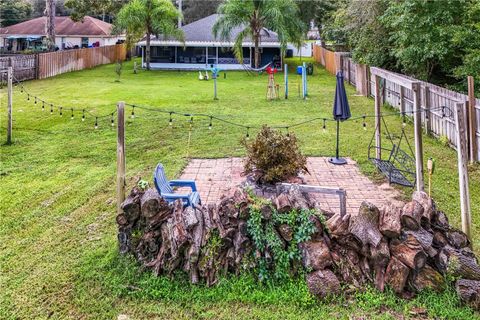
left=333, top=71, right=351, bottom=121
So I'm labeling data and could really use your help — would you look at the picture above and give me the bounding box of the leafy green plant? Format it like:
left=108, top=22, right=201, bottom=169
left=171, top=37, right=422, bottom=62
left=137, top=179, right=149, bottom=191
left=242, top=125, right=308, bottom=184
left=246, top=195, right=318, bottom=282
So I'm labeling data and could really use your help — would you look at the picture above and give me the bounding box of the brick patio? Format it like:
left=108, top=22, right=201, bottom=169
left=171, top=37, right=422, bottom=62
left=179, top=157, right=405, bottom=216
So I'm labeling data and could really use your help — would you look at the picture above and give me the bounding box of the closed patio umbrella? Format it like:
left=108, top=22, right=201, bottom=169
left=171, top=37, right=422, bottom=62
left=328, top=70, right=351, bottom=165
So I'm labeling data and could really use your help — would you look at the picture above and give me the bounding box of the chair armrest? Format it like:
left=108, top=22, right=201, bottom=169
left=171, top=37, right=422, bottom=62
left=169, top=180, right=198, bottom=192
left=161, top=192, right=190, bottom=200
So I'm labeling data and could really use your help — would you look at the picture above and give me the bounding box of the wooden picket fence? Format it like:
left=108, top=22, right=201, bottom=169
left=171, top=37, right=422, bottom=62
left=0, top=44, right=126, bottom=83
left=38, top=44, right=126, bottom=79
left=312, top=44, right=479, bottom=162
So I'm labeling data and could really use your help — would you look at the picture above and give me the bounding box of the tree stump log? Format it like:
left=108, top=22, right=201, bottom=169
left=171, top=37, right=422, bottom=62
left=456, top=279, right=480, bottom=310
left=327, top=213, right=350, bottom=238
left=121, top=193, right=141, bottom=222
left=401, top=201, right=423, bottom=231
left=379, top=203, right=402, bottom=239
left=412, top=191, right=434, bottom=225
left=348, top=201, right=382, bottom=247
left=385, top=256, right=410, bottom=294
left=410, top=264, right=445, bottom=292
left=140, top=188, right=164, bottom=218
left=370, top=238, right=390, bottom=291
left=390, top=235, right=427, bottom=270
left=300, top=239, right=332, bottom=271
left=436, top=246, right=480, bottom=280
left=445, top=229, right=470, bottom=249
left=274, top=193, right=292, bottom=213
left=306, top=269, right=341, bottom=298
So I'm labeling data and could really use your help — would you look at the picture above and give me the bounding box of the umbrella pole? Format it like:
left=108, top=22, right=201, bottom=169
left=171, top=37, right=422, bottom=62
left=336, top=120, right=340, bottom=159
left=329, top=120, right=347, bottom=165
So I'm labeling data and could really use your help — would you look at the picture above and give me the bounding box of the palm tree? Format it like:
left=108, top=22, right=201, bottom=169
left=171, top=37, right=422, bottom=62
left=115, top=0, right=183, bottom=70
left=213, top=0, right=305, bottom=68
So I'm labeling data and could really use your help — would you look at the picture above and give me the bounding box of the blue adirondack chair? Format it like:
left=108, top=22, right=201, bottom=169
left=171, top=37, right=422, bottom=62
left=153, top=163, right=201, bottom=207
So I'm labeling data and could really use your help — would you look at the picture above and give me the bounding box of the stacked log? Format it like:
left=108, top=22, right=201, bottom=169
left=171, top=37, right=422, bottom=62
left=116, top=187, right=480, bottom=310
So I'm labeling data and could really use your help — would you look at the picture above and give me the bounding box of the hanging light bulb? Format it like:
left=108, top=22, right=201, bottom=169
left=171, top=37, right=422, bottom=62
left=362, top=115, right=367, bottom=131
left=42, top=101, right=45, bottom=112
left=71, top=108, right=74, bottom=120
left=59, top=107, right=63, bottom=117
left=27, top=94, right=30, bottom=101
left=209, top=116, right=212, bottom=130
left=34, top=96, right=37, bottom=104
left=94, top=117, right=98, bottom=129
left=169, top=112, right=173, bottom=126
left=246, top=127, right=250, bottom=139
left=50, top=104, right=53, bottom=114
left=111, top=113, right=115, bottom=127
left=82, top=109, right=85, bottom=122
left=131, top=106, right=135, bottom=119
left=286, top=127, right=290, bottom=137
left=322, top=119, right=327, bottom=133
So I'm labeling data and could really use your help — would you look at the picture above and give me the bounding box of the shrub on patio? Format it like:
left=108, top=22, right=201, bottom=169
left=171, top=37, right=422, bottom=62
left=242, top=126, right=308, bottom=184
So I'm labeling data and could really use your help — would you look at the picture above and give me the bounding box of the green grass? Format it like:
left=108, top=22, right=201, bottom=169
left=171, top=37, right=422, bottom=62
left=0, top=57, right=479, bottom=319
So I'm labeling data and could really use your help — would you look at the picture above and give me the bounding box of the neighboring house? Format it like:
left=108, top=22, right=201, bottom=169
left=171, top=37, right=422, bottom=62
left=0, top=16, right=124, bottom=53
left=136, top=14, right=282, bottom=70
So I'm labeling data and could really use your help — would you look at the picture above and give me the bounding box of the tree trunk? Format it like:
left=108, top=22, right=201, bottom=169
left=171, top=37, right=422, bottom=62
left=254, top=33, right=260, bottom=69
left=45, top=0, right=56, bottom=52
left=146, top=32, right=151, bottom=71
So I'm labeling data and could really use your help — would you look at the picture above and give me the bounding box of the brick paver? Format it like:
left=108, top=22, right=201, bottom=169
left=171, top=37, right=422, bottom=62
left=179, top=157, right=404, bottom=216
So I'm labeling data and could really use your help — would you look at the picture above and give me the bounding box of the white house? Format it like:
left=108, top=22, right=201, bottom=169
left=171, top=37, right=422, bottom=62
left=0, top=16, right=124, bottom=52
left=137, top=14, right=283, bottom=70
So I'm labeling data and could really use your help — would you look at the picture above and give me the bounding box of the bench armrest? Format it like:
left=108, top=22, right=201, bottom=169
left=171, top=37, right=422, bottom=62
left=169, top=180, right=197, bottom=192
left=161, top=192, right=190, bottom=200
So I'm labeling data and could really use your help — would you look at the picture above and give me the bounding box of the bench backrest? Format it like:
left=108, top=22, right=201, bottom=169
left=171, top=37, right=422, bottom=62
left=154, top=163, right=173, bottom=195
left=392, top=147, right=416, bottom=180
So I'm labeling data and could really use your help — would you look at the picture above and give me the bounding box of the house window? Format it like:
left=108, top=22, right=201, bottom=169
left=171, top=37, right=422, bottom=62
left=81, top=37, right=89, bottom=48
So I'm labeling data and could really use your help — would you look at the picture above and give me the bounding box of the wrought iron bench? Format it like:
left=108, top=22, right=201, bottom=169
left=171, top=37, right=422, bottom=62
left=369, top=144, right=416, bottom=187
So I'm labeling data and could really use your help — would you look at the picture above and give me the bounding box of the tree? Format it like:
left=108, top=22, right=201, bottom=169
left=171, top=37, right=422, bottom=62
left=381, top=0, right=467, bottom=82
left=115, top=0, right=183, bottom=71
left=182, top=0, right=222, bottom=25
left=295, top=0, right=338, bottom=43
left=213, top=0, right=305, bottom=68
left=45, top=0, right=56, bottom=51
left=64, top=0, right=128, bottom=22
left=0, top=0, right=32, bottom=27
left=31, top=0, right=70, bottom=18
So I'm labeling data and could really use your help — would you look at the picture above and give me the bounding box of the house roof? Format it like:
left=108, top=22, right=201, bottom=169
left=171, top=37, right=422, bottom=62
left=143, top=14, right=280, bottom=46
left=0, top=16, right=114, bottom=37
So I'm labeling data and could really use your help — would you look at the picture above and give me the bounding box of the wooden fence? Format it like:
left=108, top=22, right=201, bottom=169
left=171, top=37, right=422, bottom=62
left=38, top=44, right=126, bottom=79
left=0, top=55, right=37, bottom=85
left=312, top=44, right=479, bottom=162
left=0, top=44, right=126, bottom=83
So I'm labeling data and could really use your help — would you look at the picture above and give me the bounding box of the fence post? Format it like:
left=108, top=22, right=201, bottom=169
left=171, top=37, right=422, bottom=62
left=399, top=86, right=405, bottom=115
left=424, top=86, right=431, bottom=135
left=7, top=67, right=13, bottom=145
left=467, top=76, right=477, bottom=163
left=454, top=102, right=472, bottom=239
left=374, top=74, right=382, bottom=159
left=412, top=83, right=424, bottom=192
left=117, top=102, right=126, bottom=216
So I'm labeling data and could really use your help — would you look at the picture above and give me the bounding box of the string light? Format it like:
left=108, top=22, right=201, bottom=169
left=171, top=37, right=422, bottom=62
left=42, top=101, right=45, bottom=112
left=111, top=113, right=115, bottom=127
left=246, top=127, right=250, bottom=139
left=59, top=106, right=63, bottom=117
left=209, top=116, right=212, bottom=130
left=34, top=96, right=37, bottom=104
left=362, top=115, right=367, bottom=131
left=169, top=112, right=173, bottom=126
left=94, top=117, right=98, bottom=129
left=50, top=104, right=54, bottom=115
left=82, top=109, right=85, bottom=121
left=286, top=127, right=290, bottom=137
left=322, top=118, right=327, bottom=133
left=71, top=108, right=74, bottom=120
left=131, top=106, right=135, bottom=119
left=27, top=94, right=30, bottom=101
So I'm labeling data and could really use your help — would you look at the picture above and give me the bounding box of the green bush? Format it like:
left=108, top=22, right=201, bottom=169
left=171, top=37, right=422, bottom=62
left=242, top=126, right=308, bottom=184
